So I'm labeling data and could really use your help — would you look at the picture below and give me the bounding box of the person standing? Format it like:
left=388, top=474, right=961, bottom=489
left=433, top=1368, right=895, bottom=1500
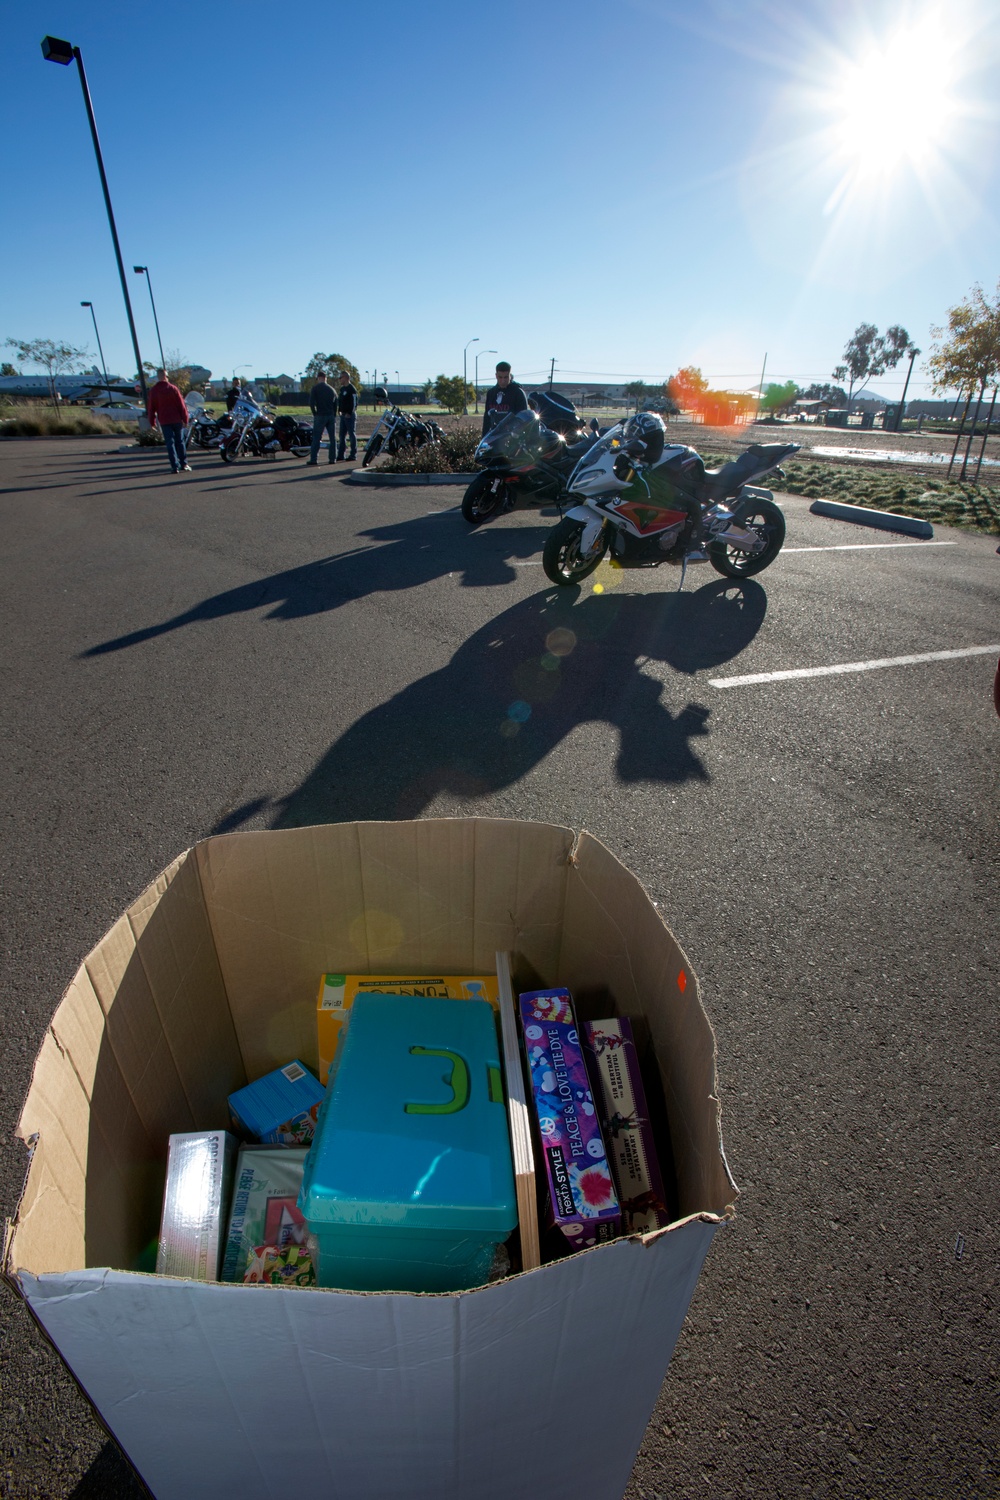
left=147, top=367, right=191, bottom=474
left=481, top=361, right=528, bottom=434
left=226, top=378, right=243, bottom=411
left=306, top=371, right=337, bottom=465
left=336, top=370, right=358, bottom=461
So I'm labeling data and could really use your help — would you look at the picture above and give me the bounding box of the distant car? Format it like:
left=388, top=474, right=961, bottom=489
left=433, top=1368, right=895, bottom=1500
left=91, top=400, right=145, bottom=420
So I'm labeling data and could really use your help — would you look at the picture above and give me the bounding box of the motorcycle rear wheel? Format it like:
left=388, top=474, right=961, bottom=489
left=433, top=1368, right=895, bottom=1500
left=462, top=473, right=509, bottom=526
left=361, top=433, right=383, bottom=468
left=542, top=517, right=608, bottom=586
left=708, top=499, right=785, bottom=577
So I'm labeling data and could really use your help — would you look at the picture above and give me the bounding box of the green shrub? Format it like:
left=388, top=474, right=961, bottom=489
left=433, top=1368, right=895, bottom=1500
left=379, top=428, right=479, bottom=474
left=136, top=425, right=165, bottom=446
left=0, top=401, right=131, bottom=437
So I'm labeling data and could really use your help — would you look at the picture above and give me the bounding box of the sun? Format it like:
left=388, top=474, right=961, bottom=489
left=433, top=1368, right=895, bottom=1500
left=825, top=17, right=959, bottom=179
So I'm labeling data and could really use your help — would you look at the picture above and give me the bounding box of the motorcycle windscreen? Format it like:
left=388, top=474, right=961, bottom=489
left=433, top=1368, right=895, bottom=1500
left=567, top=427, right=623, bottom=485
left=479, top=409, right=539, bottom=461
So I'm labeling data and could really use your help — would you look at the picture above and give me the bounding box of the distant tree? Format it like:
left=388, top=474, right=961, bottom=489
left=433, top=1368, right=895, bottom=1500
left=303, top=352, right=362, bottom=389
left=420, top=378, right=435, bottom=402
left=1, top=361, right=18, bottom=377
left=665, top=366, right=708, bottom=408
left=833, top=322, right=911, bottom=413
left=433, top=374, right=474, bottom=415
left=665, top=365, right=753, bottom=426
left=760, top=380, right=800, bottom=416
left=927, top=281, right=1000, bottom=478
left=624, top=380, right=648, bottom=411
left=801, top=382, right=847, bottom=406
left=5, top=337, right=88, bottom=404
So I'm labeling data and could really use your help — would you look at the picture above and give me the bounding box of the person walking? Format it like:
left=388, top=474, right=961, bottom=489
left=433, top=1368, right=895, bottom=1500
left=146, top=368, right=191, bottom=474
left=481, top=361, right=528, bottom=434
left=336, top=370, right=359, bottom=462
left=306, top=371, right=338, bottom=465
left=226, top=378, right=243, bottom=412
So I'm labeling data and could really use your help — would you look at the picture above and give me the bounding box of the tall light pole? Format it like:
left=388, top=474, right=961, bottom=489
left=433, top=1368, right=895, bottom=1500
left=80, top=301, right=113, bottom=405
left=395, top=370, right=400, bottom=402
left=463, top=337, right=479, bottom=415
left=474, top=348, right=496, bottom=413
left=133, top=266, right=165, bottom=371
left=42, top=36, right=148, bottom=403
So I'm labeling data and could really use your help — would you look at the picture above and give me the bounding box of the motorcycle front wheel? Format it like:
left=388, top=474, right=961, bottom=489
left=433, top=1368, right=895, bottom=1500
left=220, top=437, right=241, bottom=463
left=708, top=499, right=785, bottom=577
left=542, top=517, right=608, bottom=586
left=462, top=473, right=509, bottom=526
left=361, top=433, right=383, bottom=468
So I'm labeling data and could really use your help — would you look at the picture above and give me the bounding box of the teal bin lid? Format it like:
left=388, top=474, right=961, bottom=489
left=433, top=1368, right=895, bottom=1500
left=299, top=994, right=516, bottom=1233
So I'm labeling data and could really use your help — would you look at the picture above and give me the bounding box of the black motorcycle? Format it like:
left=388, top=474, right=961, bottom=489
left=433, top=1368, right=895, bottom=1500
left=461, top=402, right=601, bottom=526
left=362, top=404, right=446, bottom=468
left=220, top=398, right=311, bottom=462
left=187, top=408, right=229, bottom=448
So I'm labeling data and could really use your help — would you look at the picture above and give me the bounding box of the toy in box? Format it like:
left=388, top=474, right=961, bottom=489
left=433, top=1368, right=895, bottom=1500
left=518, top=989, right=620, bottom=1251
left=156, top=1130, right=237, bottom=1281
left=221, top=1146, right=310, bottom=1283
left=583, top=1018, right=672, bottom=1233
left=300, top=993, right=516, bottom=1293
left=316, top=973, right=499, bottom=1084
left=228, top=1060, right=325, bottom=1144
left=244, top=1243, right=316, bottom=1286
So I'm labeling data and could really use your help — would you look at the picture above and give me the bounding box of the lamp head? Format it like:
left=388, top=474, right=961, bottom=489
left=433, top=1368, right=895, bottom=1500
left=41, top=36, right=74, bottom=64
left=133, top=266, right=146, bottom=275
left=81, top=301, right=91, bottom=308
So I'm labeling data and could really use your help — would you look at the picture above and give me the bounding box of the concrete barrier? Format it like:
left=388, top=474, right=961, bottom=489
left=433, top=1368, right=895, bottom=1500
left=345, top=470, right=472, bottom=486
left=809, top=499, right=934, bottom=539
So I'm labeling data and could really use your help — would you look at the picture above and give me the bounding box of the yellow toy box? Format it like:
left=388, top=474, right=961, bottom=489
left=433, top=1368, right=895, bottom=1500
left=317, top=973, right=499, bottom=1084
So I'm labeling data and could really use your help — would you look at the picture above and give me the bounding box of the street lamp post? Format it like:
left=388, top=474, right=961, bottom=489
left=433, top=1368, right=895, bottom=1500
left=395, top=371, right=400, bottom=403
left=133, top=266, right=165, bottom=371
left=80, top=301, right=113, bottom=405
left=474, top=349, right=497, bottom=413
left=42, top=36, right=148, bottom=404
left=463, top=337, right=479, bottom=415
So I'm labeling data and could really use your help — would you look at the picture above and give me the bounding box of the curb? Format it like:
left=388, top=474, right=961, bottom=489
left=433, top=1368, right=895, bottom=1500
left=808, top=498, right=934, bottom=539
left=344, top=470, right=473, bottom=486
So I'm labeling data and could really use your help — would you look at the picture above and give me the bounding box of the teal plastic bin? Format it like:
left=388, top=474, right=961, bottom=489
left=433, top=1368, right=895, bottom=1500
left=299, top=994, right=516, bottom=1292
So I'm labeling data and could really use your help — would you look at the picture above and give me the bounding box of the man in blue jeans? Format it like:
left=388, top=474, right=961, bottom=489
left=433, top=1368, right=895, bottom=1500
left=306, top=371, right=337, bottom=465
left=146, top=368, right=192, bottom=474
left=336, top=370, right=358, bottom=461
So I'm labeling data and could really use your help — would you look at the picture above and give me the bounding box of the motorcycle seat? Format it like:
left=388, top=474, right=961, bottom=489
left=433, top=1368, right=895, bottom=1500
left=703, top=443, right=796, bottom=499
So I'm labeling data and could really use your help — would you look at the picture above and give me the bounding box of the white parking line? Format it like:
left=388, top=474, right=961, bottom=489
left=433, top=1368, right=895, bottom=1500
left=782, top=541, right=957, bottom=553
left=710, top=645, right=999, bottom=690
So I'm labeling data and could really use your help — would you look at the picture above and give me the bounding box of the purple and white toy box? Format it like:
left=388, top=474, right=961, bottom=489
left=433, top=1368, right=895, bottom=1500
left=518, top=988, right=620, bottom=1250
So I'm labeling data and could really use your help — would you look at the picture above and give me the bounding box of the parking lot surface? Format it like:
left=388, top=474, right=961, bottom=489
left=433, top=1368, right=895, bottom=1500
left=1, top=440, right=997, bottom=1498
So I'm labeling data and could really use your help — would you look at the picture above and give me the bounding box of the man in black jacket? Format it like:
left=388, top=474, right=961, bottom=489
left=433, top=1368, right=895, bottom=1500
left=481, top=361, right=528, bottom=435
left=336, top=370, right=358, bottom=462
left=225, top=378, right=243, bottom=412
left=306, top=371, right=337, bottom=465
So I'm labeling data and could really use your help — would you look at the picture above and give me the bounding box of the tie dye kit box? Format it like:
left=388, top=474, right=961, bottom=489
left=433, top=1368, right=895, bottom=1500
left=583, top=1017, right=672, bottom=1234
left=518, top=988, right=620, bottom=1249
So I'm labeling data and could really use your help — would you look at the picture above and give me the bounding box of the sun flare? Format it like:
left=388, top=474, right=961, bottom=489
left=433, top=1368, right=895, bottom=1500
left=827, top=18, right=958, bottom=178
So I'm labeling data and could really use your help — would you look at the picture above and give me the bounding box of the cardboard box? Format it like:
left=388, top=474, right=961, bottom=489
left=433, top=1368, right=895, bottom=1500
left=4, top=819, right=736, bottom=1500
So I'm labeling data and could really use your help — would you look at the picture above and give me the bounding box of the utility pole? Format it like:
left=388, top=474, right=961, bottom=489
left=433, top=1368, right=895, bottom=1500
left=548, top=357, right=556, bottom=391
left=754, top=352, right=767, bottom=423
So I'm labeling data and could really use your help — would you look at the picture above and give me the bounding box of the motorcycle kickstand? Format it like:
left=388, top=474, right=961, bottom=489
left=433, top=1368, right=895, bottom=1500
left=677, top=556, right=688, bottom=591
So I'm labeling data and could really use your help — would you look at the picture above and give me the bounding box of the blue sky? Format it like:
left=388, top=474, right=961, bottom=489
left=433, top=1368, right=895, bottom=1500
left=3, top=0, right=998, bottom=399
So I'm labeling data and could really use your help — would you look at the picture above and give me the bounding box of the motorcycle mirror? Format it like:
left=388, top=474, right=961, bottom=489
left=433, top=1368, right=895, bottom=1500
left=590, top=417, right=600, bottom=432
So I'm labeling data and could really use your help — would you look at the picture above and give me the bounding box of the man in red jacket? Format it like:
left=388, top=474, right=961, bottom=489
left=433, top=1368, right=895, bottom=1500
left=146, top=368, right=191, bottom=474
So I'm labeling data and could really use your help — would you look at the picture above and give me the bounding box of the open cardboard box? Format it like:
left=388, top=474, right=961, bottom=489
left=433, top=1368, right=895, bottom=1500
left=4, top=819, right=737, bottom=1500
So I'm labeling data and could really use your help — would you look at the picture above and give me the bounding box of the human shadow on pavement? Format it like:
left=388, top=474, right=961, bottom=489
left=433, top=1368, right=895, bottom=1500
left=81, top=513, right=550, bottom=656
left=230, top=577, right=767, bottom=829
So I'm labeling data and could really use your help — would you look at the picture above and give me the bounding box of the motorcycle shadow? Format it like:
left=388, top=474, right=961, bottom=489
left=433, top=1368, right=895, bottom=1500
left=81, top=512, right=554, bottom=657
left=254, top=577, right=768, bottom=829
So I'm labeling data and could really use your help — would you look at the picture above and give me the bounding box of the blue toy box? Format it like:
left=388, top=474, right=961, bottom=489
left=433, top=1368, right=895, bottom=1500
left=299, top=993, right=517, bottom=1292
left=228, top=1060, right=325, bottom=1145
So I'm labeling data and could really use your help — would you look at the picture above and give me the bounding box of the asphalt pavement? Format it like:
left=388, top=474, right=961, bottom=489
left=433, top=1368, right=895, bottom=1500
left=1, top=438, right=997, bottom=1498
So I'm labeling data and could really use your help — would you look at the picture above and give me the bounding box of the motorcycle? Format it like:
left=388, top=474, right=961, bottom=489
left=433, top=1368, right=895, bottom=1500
left=542, top=416, right=800, bottom=586
left=219, top=398, right=311, bottom=462
left=187, top=408, right=228, bottom=448
left=462, top=403, right=602, bottom=526
left=362, top=404, right=445, bottom=468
